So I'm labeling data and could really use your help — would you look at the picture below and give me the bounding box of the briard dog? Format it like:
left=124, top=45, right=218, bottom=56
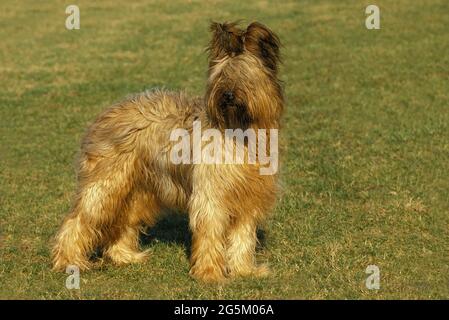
left=52, top=21, right=284, bottom=282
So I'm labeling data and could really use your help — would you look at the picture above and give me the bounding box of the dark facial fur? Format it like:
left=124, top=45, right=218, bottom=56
left=206, top=21, right=283, bottom=130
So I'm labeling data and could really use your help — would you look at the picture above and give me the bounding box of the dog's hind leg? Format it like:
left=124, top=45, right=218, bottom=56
left=104, top=190, right=160, bottom=265
left=52, top=155, right=134, bottom=271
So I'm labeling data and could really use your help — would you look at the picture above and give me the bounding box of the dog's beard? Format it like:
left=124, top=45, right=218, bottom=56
left=220, top=103, right=252, bottom=130
left=207, top=91, right=251, bottom=129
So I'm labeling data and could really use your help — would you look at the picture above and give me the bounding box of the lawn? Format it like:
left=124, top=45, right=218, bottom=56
left=0, top=0, right=448, bottom=299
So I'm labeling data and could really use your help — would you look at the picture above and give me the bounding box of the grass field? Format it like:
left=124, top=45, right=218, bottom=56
left=1, top=0, right=448, bottom=299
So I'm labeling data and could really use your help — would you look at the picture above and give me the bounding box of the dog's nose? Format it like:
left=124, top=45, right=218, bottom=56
left=223, top=91, right=234, bottom=102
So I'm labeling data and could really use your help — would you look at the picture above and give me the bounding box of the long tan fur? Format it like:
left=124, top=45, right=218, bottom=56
left=52, top=21, right=284, bottom=283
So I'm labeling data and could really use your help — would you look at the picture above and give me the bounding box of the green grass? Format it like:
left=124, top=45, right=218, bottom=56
left=1, top=0, right=448, bottom=299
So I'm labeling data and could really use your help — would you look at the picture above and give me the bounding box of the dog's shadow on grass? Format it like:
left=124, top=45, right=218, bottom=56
left=140, top=212, right=193, bottom=258
left=140, top=211, right=267, bottom=260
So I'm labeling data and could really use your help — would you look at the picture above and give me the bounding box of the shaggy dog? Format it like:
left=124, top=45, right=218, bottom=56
left=52, top=21, right=284, bottom=282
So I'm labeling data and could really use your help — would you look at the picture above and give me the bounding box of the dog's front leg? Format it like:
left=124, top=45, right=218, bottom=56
left=188, top=175, right=229, bottom=283
left=226, top=212, right=270, bottom=278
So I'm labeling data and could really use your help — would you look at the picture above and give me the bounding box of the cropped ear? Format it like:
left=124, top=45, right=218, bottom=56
left=208, top=22, right=244, bottom=62
left=244, top=22, right=281, bottom=73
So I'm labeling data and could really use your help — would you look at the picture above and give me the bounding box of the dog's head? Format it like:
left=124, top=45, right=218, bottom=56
left=206, top=21, right=283, bottom=129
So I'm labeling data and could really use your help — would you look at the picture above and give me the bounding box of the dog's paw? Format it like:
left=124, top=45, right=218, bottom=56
left=253, top=263, right=270, bottom=278
left=106, top=247, right=150, bottom=265
left=227, top=263, right=271, bottom=278
left=189, top=265, right=227, bottom=284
